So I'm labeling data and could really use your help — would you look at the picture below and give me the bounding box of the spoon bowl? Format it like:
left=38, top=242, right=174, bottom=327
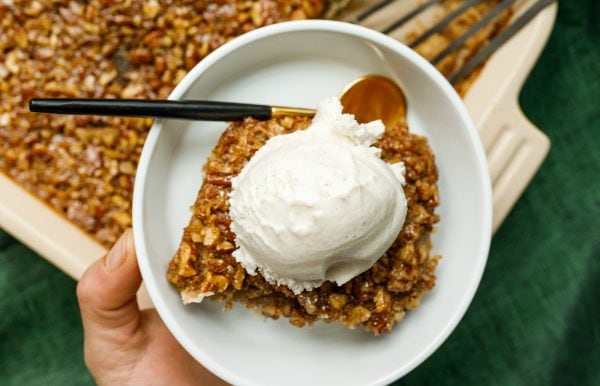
left=341, top=75, right=407, bottom=127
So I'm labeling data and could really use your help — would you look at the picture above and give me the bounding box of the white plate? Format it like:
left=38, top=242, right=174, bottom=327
left=133, top=20, right=492, bottom=386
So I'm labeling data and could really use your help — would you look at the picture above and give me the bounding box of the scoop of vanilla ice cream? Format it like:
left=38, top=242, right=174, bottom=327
left=229, top=97, right=407, bottom=294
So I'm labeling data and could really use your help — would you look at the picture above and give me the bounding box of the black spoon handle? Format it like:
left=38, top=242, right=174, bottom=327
left=29, top=98, right=273, bottom=121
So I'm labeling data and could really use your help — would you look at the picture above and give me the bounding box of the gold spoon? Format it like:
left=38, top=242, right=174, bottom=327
left=30, top=75, right=407, bottom=127
left=340, top=74, right=407, bottom=128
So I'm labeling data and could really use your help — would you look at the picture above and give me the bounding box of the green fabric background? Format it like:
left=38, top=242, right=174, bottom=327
left=1, top=2, right=598, bottom=385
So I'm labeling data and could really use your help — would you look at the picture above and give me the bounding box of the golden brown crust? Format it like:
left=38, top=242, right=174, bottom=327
left=168, top=115, right=441, bottom=335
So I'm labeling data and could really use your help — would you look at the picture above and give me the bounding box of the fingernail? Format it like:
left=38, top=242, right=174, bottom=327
left=105, top=229, right=132, bottom=272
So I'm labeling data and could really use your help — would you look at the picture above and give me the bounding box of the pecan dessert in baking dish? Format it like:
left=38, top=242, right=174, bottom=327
left=0, top=0, right=508, bottom=249
left=0, top=0, right=325, bottom=246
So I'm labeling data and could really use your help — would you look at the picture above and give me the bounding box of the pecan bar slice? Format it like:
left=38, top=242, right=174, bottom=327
left=168, top=115, right=441, bottom=335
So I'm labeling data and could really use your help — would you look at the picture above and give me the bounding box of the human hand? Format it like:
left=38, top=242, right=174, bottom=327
left=77, top=229, right=226, bottom=386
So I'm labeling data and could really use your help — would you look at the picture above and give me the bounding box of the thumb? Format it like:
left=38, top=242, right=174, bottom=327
left=77, top=229, right=141, bottom=331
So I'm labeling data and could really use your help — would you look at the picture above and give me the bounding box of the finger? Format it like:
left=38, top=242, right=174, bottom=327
left=77, top=229, right=142, bottom=332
